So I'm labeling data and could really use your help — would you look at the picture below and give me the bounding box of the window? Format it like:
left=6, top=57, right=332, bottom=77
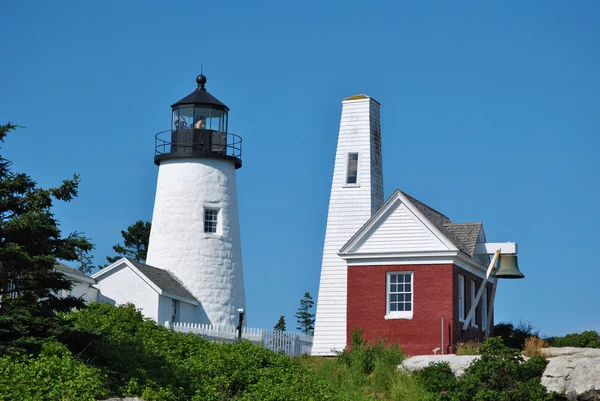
left=204, top=208, right=218, bottom=234
left=482, top=287, right=488, bottom=331
left=346, top=153, right=359, bottom=184
left=171, top=299, right=179, bottom=324
left=386, top=272, right=413, bottom=319
left=470, top=280, right=478, bottom=328
left=458, top=274, right=465, bottom=322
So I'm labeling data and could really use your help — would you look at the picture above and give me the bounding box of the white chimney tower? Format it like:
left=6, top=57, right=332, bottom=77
left=146, top=74, right=246, bottom=327
left=312, top=95, right=384, bottom=355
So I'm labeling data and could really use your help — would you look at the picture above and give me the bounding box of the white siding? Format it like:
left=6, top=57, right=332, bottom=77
left=158, top=295, right=196, bottom=325
left=312, top=97, right=384, bottom=356
left=147, top=158, right=246, bottom=327
left=95, top=264, right=160, bottom=321
left=352, top=200, right=449, bottom=253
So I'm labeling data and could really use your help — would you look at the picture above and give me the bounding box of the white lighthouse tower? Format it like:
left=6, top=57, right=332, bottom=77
left=312, top=95, right=384, bottom=355
left=146, top=74, right=246, bottom=327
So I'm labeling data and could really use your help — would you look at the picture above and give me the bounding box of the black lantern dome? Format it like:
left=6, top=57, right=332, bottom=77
left=154, top=74, right=242, bottom=168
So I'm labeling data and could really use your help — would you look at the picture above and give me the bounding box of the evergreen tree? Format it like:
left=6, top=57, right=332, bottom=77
left=273, top=315, right=286, bottom=331
left=105, top=220, right=151, bottom=264
left=0, top=122, right=94, bottom=354
left=294, top=292, right=315, bottom=335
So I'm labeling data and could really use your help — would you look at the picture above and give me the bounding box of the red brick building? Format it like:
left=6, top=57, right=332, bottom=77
left=339, top=190, right=494, bottom=356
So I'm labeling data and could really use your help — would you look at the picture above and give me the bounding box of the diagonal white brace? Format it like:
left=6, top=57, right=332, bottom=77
left=462, top=249, right=500, bottom=331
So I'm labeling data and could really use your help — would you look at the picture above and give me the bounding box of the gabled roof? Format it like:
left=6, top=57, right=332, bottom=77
left=55, top=262, right=96, bottom=284
left=126, top=259, right=196, bottom=301
left=92, top=258, right=198, bottom=304
left=444, top=223, right=483, bottom=257
left=398, top=191, right=481, bottom=257
left=340, top=190, right=483, bottom=259
left=398, top=190, right=481, bottom=256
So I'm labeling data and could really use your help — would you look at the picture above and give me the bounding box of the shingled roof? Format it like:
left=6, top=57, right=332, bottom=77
left=399, top=191, right=481, bottom=257
left=126, top=259, right=197, bottom=301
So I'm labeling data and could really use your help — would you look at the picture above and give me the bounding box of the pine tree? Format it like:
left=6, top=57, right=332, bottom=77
left=105, top=220, right=151, bottom=264
left=294, top=292, right=315, bottom=335
left=273, top=315, right=286, bottom=331
left=0, top=122, right=94, bottom=354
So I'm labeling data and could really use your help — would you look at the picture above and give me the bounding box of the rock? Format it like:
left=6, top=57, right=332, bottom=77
left=399, top=355, right=479, bottom=377
left=541, top=348, right=600, bottom=401
left=541, top=347, right=600, bottom=359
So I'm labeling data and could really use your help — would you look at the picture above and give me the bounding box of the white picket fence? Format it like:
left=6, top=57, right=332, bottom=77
left=165, top=321, right=313, bottom=357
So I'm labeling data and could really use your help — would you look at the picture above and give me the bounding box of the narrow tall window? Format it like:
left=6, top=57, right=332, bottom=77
left=171, top=299, right=179, bottom=324
left=346, top=153, right=358, bottom=184
left=204, top=208, right=218, bottom=234
left=458, top=274, right=465, bottom=322
left=482, top=287, right=488, bottom=331
left=387, top=272, right=413, bottom=318
left=470, top=280, right=477, bottom=327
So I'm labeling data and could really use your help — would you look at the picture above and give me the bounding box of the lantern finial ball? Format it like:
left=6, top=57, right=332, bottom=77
left=196, top=74, right=207, bottom=89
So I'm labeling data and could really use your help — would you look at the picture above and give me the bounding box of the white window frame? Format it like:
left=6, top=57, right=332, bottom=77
left=482, top=286, right=488, bottom=331
left=458, top=274, right=465, bottom=322
left=385, top=271, right=414, bottom=320
left=203, top=207, right=221, bottom=237
left=470, top=280, right=478, bottom=328
left=344, top=152, right=360, bottom=187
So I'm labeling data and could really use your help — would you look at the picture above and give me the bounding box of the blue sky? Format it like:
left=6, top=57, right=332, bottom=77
left=1, top=1, right=598, bottom=337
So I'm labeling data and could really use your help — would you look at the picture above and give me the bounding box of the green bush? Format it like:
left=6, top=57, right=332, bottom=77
left=417, top=362, right=456, bottom=396
left=493, top=320, right=539, bottom=350
left=338, top=327, right=404, bottom=375
left=548, top=330, right=600, bottom=348
left=451, top=337, right=562, bottom=401
left=0, top=342, right=107, bottom=401
left=61, top=302, right=341, bottom=400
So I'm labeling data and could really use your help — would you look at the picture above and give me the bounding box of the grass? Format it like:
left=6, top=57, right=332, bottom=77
left=523, top=336, right=549, bottom=357
left=455, top=340, right=481, bottom=355
left=297, top=329, right=434, bottom=400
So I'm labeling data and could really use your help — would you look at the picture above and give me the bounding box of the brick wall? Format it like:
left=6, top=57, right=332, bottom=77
left=347, top=263, right=494, bottom=356
left=347, top=264, right=454, bottom=356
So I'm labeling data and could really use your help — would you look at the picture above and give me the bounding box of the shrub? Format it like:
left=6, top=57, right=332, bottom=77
left=524, top=336, right=549, bottom=357
left=0, top=342, right=107, bottom=401
left=62, top=302, right=342, bottom=401
left=548, top=330, right=600, bottom=348
left=493, top=320, right=539, bottom=350
left=455, top=340, right=481, bottom=355
left=338, top=327, right=404, bottom=375
left=417, top=362, right=456, bottom=395
left=452, top=337, right=562, bottom=401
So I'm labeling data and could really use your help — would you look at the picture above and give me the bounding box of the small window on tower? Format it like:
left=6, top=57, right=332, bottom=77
left=204, top=208, right=219, bottom=234
left=346, top=153, right=359, bottom=184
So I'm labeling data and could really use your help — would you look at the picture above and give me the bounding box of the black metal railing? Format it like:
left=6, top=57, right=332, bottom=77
left=155, top=129, right=242, bottom=161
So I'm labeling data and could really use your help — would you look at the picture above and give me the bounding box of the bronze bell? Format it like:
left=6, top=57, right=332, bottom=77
left=494, top=255, right=525, bottom=279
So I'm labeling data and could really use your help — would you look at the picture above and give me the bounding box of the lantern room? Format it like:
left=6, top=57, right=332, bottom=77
left=154, top=74, right=242, bottom=168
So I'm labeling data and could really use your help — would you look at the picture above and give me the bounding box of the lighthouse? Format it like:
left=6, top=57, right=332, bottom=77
left=146, top=74, right=246, bottom=327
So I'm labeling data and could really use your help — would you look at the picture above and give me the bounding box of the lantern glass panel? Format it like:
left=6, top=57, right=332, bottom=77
left=208, top=109, right=224, bottom=131
left=193, top=107, right=211, bottom=129
left=172, top=109, right=180, bottom=131
left=178, top=108, right=194, bottom=130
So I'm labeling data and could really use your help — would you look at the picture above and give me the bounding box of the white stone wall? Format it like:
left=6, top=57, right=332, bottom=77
left=94, top=263, right=160, bottom=321
left=312, top=96, right=384, bottom=356
left=147, top=158, right=246, bottom=327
